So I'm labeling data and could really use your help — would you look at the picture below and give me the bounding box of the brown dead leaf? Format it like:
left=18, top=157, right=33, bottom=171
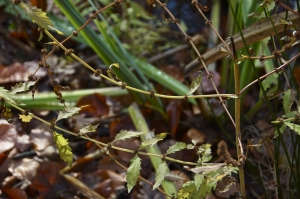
left=76, top=94, right=109, bottom=118
left=187, top=128, right=206, bottom=144
left=8, top=158, right=40, bottom=180
left=2, top=188, right=28, bottom=199
left=30, top=162, right=68, bottom=199
left=0, top=62, right=46, bottom=84
left=0, top=120, right=17, bottom=154
left=167, top=100, right=182, bottom=138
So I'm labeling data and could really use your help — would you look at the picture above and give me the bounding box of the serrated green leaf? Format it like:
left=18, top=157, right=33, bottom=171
left=188, top=72, right=203, bottom=95
left=260, top=73, right=278, bottom=98
left=282, top=89, right=294, bottom=114
left=194, top=174, right=204, bottom=190
left=19, top=2, right=62, bottom=34
left=275, top=123, right=287, bottom=138
left=284, top=122, right=300, bottom=135
left=53, top=131, right=73, bottom=167
left=139, top=133, right=168, bottom=150
left=166, top=142, right=186, bottom=155
left=56, top=106, right=81, bottom=122
left=79, top=124, right=99, bottom=135
left=10, top=80, right=37, bottom=94
left=126, top=154, right=141, bottom=193
left=0, top=87, right=20, bottom=104
left=197, top=144, right=212, bottom=164
left=153, top=161, right=169, bottom=190
left=112, top=130, right=144, bottom=143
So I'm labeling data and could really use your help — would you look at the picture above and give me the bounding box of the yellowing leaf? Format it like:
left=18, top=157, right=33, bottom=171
left=79, top=124, right=99, bottom=135
left=19, top=114, right=33, bottom=122
left=188, top=72, right=203, bottom=95
left=112, top=130, right=144, bottom=143
left=126, top=154, right=141, bottom=192
left=10, top=80, right=37, bottom=94
left=56, top=106, right=81, bottom=122
left=139, top=133, right=168, bottom=150
left=53, top=131, right=73, bottom=167
left=284, top=122, right=300, bottom=135
left=194, top=174, right=204, bottom=190
left=166, top=142, right=186, bottom=155
left=19, top=2, right=63, bottom=34
left=282, top=89, right=294, bottom=114
left=153, top=161, right=168, bottom=190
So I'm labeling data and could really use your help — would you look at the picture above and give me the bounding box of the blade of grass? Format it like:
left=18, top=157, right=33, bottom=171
left=128, top=103, right=177, bottom=196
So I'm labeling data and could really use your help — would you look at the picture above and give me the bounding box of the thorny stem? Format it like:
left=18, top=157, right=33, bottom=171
left=275, top=0, right=300, bottom=16
left=155, top=0, right=236, bottom=127
left=240, top=51, right=300, bottom=94
left=6, top=101, right=198, bottom=166
left=43, top=30, right=237, bottom=100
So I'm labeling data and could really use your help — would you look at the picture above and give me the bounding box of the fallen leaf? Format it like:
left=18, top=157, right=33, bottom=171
left=30, top=162, right=68, bottom=199
left=30, top=127, right=54, bottom=151
left=8, top=158, right=40, bottom=180
left=2, top=188, right=28, bottom=199
left=76, top=94, right=109, bottom=118
left=0, top=120, right=17, bottom=154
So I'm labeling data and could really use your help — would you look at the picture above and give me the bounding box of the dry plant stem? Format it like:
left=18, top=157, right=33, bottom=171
left=231, top=37, right=246, bottom=198
left=155, top=0, right=236, bottom=127
left=185, top=10, right=300, bottom=74
left=7, top=101, right=198, bottom=166
left=240, top=51, right=300, bottom=94
left=192, top=0, right=233, bottom=58
left=43, top=30, right=236, bottom=99
left=275, top=0, right=300, bottom=16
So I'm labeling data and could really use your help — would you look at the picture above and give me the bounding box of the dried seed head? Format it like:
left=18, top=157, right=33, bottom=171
left=41, top=48, right=47, bottom=54
left=72, top=31, right=78, bottom=37
left=272, top=50, right=282, bottom=58
left=65, top=49, right=74, bottom=56
left=90, top=13, right=96, bottom=19
left=120, top=82, right=127, bottom=89
left=38, top=62, right=44, bottom=67
left=94, top=69, right=102, bottom=76
left=52, top=45, right=59, bottom=51
left=149, top=90, right=155, bottom=98
left=259, top=54, right=266, bottom=62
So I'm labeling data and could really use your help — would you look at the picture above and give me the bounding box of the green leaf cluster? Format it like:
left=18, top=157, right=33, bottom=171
left=177, top=166, right=238, bottom=199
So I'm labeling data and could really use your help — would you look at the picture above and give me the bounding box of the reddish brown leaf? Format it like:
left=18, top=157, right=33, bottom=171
left=0, top=120, right=17, bottom=154
left=93, top=170, right=125, bottom=198
left=76, top=94, right=109, bottom=117
left=166, top=100, right=182, bottom=138
left=2, top=188, right=28, bottom=199
left=30, top=162, right=68, bottom=199
left=160, top=65, right=184, bottom=82
left=187, top=128, right=206, bottom=144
